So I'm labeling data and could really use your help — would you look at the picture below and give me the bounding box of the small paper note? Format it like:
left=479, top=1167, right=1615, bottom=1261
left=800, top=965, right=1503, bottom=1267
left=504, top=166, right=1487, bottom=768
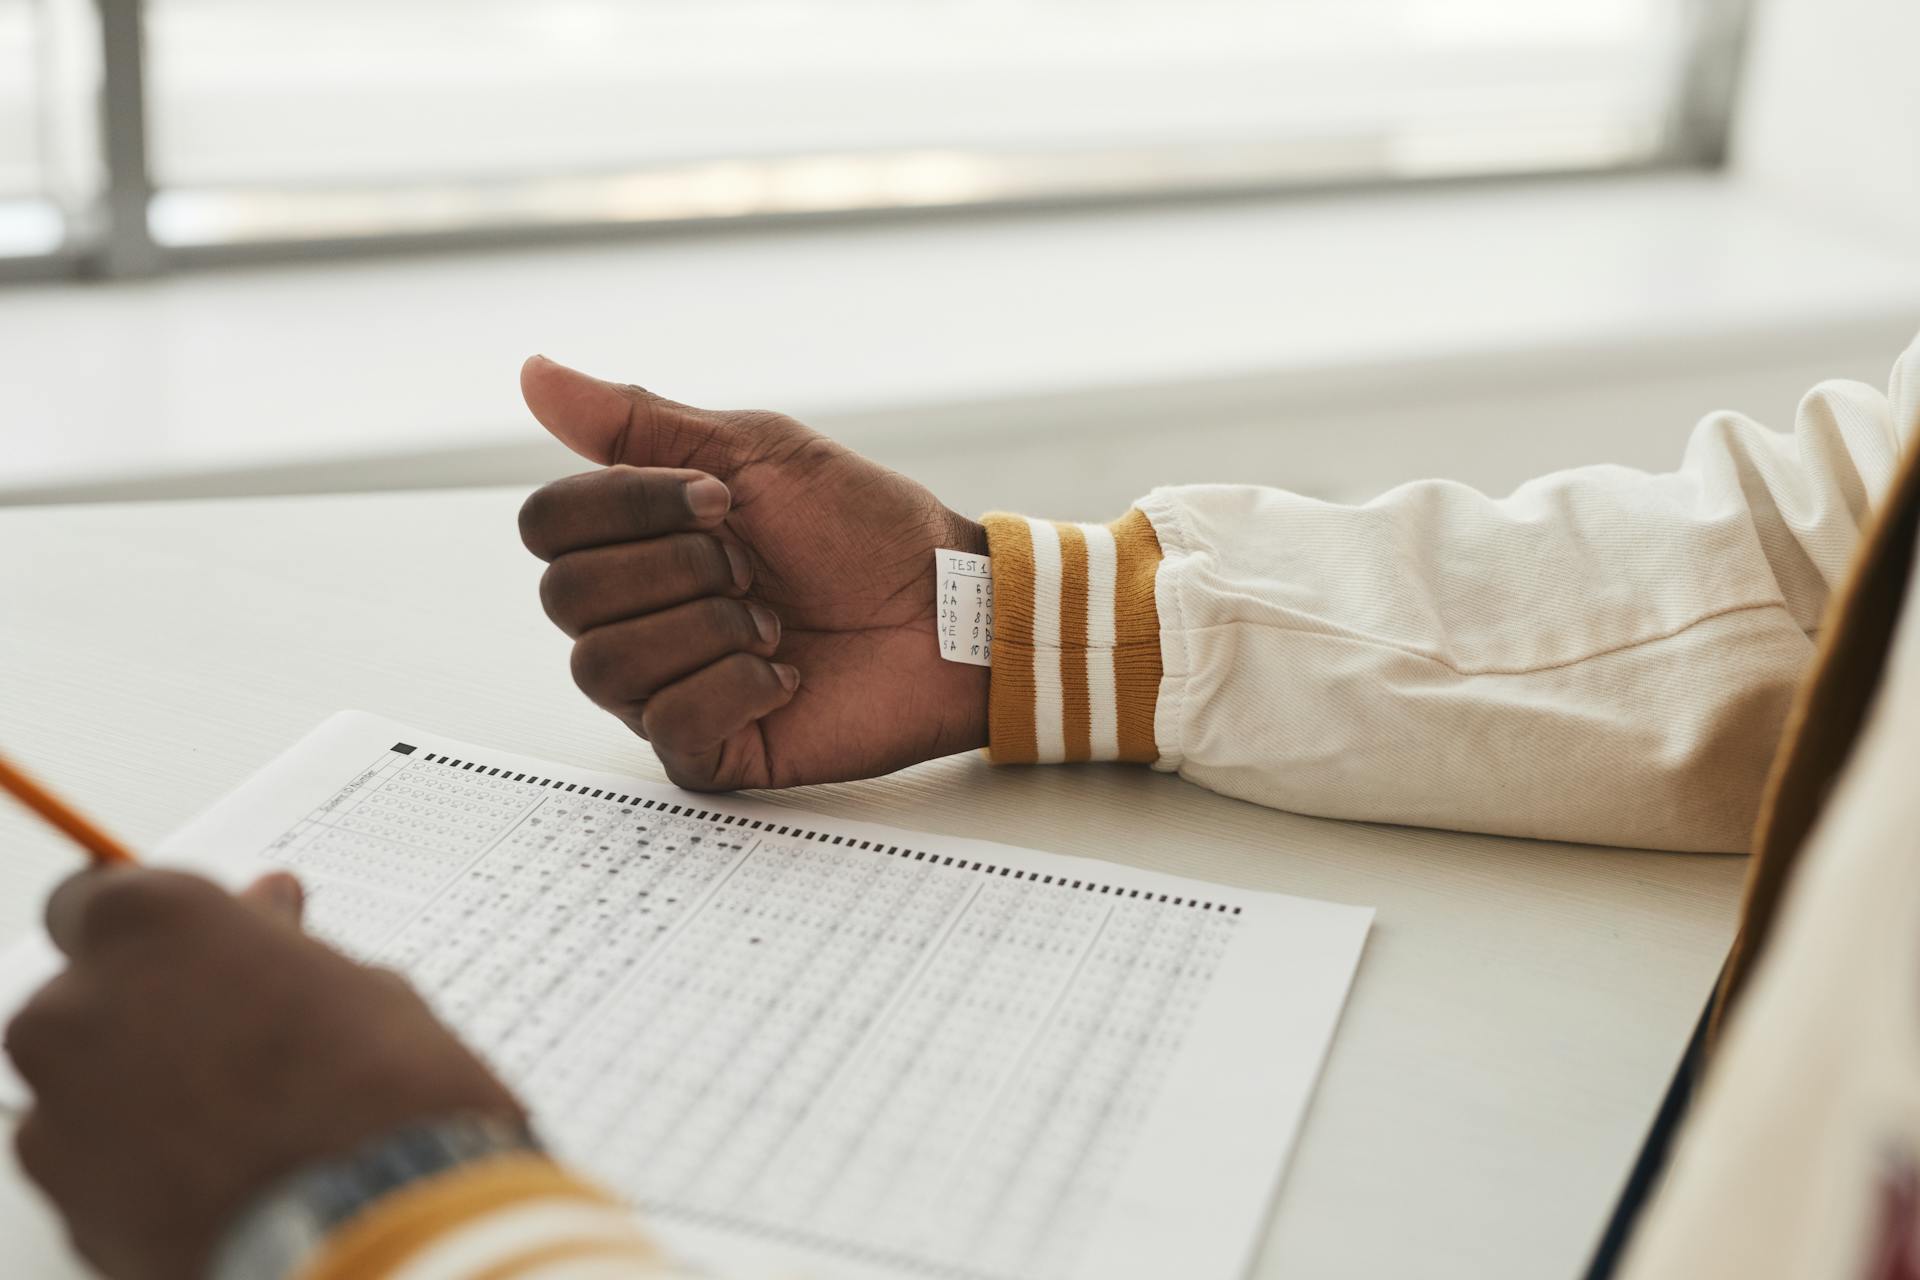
left=935, top=548, right=993, bottom=666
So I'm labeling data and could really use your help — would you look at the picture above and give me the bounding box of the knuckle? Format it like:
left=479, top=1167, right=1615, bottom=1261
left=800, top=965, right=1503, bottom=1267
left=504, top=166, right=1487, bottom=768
left=2, top=1013, right=40, bottom=1074
left=5, top=982, right=84, bottom=1082
left=90, top=871, right=217, bottom=938
left=733, top=650, right=781, bottom=686
left=366, top=965, right=423, bottom=1002
left=66, top=1226, right=110, bottom=1278
left=707, top=596, right=754, bottom=644
left=706, top=650, right=754, bottom=683
left=5, top=1000, right=50, bottom=1054
left=13, top=1112, right=54, bottom=1184
left=517, top=486, right=559, bottom=557
left=672, top=534, right=724, bottom=587
left=569, top=632, right=622, bottom=701
left=661, top=754, right=723, bottom=791
left=639, top=686, right=709, bottom=750
left=732, top=409, right=799, bottom=436
left=619, top=468, right=663, bottom=531
left=537, top=557, right=582, bottom=626
left=732, top=410, right=824, bottom=464
left=636, top=699, right=680, bottom=746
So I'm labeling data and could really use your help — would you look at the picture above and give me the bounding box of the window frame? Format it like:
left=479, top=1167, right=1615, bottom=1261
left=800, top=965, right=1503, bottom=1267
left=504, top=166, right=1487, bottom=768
left=1, top=0, right=1756, bottom=283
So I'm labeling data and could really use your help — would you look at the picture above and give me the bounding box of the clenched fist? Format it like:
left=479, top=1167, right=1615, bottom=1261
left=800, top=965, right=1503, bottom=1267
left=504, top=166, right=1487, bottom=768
left=5, top=868, right=522, bottom=1280
left=519, top=356, right=991, bottom=790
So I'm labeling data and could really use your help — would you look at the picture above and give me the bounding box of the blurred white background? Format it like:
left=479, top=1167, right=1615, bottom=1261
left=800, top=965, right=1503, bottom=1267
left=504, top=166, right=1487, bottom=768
left=0, top=0, right=1915, bottom=514
left=7, top=0, right=1700, bottom=244
left=143, top=0, right=1678, bottom=186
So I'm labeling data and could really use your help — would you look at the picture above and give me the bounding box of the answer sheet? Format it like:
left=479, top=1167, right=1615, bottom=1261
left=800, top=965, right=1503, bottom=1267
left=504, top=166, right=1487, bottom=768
left=0, top=712, right=1371, bottom=1280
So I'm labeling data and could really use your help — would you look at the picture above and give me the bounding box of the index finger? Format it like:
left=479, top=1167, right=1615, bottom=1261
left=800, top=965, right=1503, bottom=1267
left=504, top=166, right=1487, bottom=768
left=518, top=466, right=732, bottom=561
left=44, top=867, right=222, bottom=959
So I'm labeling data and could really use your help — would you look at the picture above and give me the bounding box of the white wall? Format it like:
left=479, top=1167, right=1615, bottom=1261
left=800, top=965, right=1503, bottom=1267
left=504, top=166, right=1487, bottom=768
left=1733, top=0, right=1920, bottom=247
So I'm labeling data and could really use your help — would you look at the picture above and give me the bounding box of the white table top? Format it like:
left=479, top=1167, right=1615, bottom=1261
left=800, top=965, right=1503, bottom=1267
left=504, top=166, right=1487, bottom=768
left=0, top=489, right=1745, bottom=1280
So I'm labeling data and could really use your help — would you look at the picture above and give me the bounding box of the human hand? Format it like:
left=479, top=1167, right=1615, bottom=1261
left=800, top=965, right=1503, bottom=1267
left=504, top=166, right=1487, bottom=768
left=519, top=356, right=991, bottom=789
left=4, top=868, right=521, bottom=1280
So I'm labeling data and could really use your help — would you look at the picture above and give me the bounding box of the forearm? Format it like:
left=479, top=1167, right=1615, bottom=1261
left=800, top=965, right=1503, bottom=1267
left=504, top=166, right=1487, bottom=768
left=984, top=339, right=1920, bottom=852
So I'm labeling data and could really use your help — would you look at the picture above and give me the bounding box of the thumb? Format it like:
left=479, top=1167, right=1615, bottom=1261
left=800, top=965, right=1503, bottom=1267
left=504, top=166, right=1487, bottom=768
left=237, top=871, right=305, bottom=928
left=520, top=355, right=720, bottom=469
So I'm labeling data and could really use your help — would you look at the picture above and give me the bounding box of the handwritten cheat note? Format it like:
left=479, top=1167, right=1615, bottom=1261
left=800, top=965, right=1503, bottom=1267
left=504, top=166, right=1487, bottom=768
left=936, top=548, right=994, bottom=667
left=0, top=713, right=1370, bottom=1280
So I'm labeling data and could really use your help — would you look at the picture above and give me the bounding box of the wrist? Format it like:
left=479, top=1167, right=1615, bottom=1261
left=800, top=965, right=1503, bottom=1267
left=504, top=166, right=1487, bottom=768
left=936, top=510, right=992, bottom=753
left=210, top=1114, right=541, bottom=1280
left=944, top=511, right=989, bottom=559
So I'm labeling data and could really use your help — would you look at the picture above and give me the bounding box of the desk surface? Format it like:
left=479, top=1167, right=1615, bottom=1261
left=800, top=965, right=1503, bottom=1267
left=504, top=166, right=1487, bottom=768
left=0, top=490, right=1745, bottom=1280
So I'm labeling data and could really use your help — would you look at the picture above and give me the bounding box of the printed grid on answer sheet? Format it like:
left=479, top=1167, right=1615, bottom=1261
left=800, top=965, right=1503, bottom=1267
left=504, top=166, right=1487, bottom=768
left=262, top=744, right=1239, bottom=1280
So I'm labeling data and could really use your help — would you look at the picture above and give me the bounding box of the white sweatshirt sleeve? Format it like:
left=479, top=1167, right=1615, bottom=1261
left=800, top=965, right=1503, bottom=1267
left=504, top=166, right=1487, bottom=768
left=985, top=335, right=1920, bottom=853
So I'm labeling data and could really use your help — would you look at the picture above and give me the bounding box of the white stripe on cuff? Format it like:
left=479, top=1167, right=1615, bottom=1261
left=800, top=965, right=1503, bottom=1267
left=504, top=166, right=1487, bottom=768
left=391, top=1199, right=661, bottom=1280
left=1081, top=522, right=1119, bottom=760
left=1025, top=516, right=1066, bottom=763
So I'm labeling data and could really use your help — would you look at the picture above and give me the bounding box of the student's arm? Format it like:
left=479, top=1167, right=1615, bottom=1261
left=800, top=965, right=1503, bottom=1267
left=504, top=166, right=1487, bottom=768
left=3, top=869, right=683, bottom=1280
left=520, top=338, right=1918, bottom=853
left=982, top=336, right=1920, bottom=852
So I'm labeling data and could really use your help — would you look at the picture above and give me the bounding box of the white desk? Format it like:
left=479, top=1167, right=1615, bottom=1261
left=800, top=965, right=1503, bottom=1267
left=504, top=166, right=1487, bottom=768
left=0, top=490, right=1745, bottom=1279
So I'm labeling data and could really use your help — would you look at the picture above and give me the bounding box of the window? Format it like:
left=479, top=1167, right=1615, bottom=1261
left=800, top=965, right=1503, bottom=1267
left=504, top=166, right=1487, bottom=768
left=2, top=0, right=103, bottom=266
left=0, top=0, right=61, bottom=258
left=9, top=0, right=1749, bottom=275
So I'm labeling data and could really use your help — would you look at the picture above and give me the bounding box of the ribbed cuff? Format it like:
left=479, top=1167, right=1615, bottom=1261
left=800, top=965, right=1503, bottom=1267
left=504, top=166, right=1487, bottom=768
left=296, top=1155, right=663, bottom=1280
left=980, top=510, right=1163, bottom=764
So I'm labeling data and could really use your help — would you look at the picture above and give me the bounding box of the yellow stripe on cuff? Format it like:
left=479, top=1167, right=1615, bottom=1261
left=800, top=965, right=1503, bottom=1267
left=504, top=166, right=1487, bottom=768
left=295, top=1155, right=645, bottom=1280
left=462, top=1235, right=663, bottom=1280
left=982, top=513, right=1039, bottom=763
left=1058, top=523, right=1092, bottom=762
left=1111, top=509, right=1163, bottom=764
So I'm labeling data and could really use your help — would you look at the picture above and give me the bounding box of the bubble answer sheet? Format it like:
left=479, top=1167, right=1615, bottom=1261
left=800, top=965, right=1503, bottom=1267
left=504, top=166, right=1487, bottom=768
left=0, top=711, right=1372, bottom=1280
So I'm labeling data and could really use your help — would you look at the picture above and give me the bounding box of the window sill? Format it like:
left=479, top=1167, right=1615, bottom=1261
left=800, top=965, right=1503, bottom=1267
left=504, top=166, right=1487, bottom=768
left=3, top=170, right=1917, bottom=505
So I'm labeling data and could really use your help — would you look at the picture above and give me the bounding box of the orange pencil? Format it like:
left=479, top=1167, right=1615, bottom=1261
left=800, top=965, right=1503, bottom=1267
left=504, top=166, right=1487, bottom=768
left=0, top=752, right=140, bottom=866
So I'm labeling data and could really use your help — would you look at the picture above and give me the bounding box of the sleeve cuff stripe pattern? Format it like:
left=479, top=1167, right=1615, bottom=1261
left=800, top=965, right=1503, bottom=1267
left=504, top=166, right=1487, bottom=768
left=1112, top=509, right=1163, bottom=762
left=421, top=1231, right=661, bottom=1280
left=295, top=1155, right=651, bottom=1280
left=985, top=511, right=1040, bottom=763
left=1028, top=516, right=1068, bottom=762
left=981, top=509, right=1163, bottom=765
left=1084, top=522, right=1120, bottom=758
